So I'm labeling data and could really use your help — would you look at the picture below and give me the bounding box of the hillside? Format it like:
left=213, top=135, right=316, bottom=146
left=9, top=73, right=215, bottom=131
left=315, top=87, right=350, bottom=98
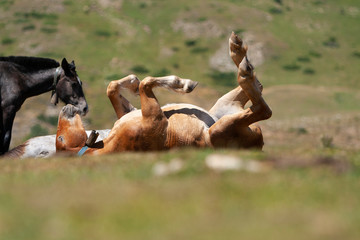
left=1, top=0, right=360, bottom=146
left=1, top=1, right=360, bottom=239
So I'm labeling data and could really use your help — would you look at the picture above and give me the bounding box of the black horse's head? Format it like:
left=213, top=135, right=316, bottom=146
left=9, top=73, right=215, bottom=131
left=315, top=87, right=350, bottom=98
left=51, top=58, right=88, bottom=116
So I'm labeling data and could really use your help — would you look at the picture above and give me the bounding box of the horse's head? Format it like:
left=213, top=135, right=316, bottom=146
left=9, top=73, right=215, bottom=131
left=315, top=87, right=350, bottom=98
left=56, top=104, right=87, bottom=152
left=52, top=58, right=88, bottom=116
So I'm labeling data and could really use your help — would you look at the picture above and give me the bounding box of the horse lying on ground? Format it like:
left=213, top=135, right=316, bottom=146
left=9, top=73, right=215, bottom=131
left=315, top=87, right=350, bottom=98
left=0, top=56, right=88, bottom=154
left=5, top=130, right=110, bottom=159
left=55, top=32, right=272, bottom=156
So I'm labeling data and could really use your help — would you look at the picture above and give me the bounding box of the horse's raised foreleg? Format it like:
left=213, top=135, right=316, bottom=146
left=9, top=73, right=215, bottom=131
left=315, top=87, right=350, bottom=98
left=209, top=57, right=272, bottom=149
left=138, top=75, right=198, bottom=150
left=106, top=74, right=140, bottom=119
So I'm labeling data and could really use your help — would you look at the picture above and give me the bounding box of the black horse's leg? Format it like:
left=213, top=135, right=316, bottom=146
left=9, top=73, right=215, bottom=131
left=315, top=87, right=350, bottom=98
left=1, top=106, right=16, bottom=154
left=0, top=109, right=4, bottom=155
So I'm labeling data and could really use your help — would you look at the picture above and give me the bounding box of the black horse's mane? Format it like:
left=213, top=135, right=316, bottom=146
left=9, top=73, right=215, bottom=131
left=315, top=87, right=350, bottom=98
left=0, top=56, right=60, bottom=72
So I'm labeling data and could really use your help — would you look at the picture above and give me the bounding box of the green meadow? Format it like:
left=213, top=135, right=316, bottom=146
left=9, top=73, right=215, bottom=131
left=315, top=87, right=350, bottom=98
left=0, top=0, right=360, bottom=239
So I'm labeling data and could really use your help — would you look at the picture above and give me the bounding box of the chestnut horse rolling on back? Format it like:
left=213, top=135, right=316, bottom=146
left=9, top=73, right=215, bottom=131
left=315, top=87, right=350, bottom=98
left=56, top=32, right=272, bottom=155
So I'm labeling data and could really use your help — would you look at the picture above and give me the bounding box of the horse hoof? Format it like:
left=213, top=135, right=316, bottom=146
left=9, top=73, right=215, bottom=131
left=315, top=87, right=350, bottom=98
left=184, top=79, right=198, bottom=93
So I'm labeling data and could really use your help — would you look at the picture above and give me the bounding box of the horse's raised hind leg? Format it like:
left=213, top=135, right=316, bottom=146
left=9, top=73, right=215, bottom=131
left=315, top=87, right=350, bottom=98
left=106, top=74, right=140, bottom=119
left=137, top=75, right=198, bottom=150
left=229, top=31, right=248, bottom=68
left=209, top=86, right=248, bottom=120
left=209, top=57, right=272, bottom=149
left=209, top=32, right=257, bottom=119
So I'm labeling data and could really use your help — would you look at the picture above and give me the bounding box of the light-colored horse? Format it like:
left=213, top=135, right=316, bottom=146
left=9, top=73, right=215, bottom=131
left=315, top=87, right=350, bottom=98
left=55, top=32, right=272, bottom=155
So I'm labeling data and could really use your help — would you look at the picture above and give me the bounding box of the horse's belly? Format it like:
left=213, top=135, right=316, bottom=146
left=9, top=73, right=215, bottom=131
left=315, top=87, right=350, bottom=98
left=166, top=114, right=210, bottom=148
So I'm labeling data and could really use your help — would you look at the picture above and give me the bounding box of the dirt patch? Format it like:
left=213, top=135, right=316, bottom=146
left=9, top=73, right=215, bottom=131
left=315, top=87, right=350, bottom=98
left=97, top=0, right=123, bottom=10
left=262, top=112, right=360, bottom=151
left=171, top=19, right=224, bottom=39
left=209, top=32, right=266, bottom=72
left=268, top=154, right=352, bottom=174
left=12, top=0, right=65, bottom=13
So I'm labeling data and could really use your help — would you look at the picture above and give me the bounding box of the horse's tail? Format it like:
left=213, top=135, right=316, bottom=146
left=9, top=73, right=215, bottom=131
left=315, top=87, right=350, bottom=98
left=3, top=142, right=28, bottom=159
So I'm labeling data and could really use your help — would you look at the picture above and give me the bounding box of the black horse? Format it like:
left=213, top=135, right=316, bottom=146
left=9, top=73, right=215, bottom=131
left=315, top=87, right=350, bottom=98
left=0, top=56, right=88, bottom=154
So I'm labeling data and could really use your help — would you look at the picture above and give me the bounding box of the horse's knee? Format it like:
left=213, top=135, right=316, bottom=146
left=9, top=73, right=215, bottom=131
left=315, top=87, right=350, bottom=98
left=107, top=81, right=119, bottom=97
left=140, top=76, right=153, bottom=87
left=261, top=105, right=272, bottom=120
left=107, top=74, right=139, bottom=97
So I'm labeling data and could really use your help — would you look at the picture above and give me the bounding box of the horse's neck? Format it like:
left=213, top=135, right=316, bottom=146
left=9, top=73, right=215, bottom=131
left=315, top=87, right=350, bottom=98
left=24, top=68, right=57, bottom=97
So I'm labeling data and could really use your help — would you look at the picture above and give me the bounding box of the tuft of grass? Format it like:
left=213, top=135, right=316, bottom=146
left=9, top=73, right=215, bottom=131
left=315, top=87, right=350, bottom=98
left=22, top=24, right=35, bottom=31
left=139, top=2, right=147, bottom=9
left=131, top=65, right=150, bottom=74
left=297, top=56, right=311, bottom=62
left=171, top=46, right=179, bottom=52
left=105, top=73, right=123, bottom=80
left=197, top=16, right=207, bottom=22
left=234, top=28, right=245, bottom=34
left=191, top=47, right=209, bottom=54
left=313, top=0, right=325, bottom=5
left=352, top=51, right=360, bottom=59
left=40, top=27, right=57, bottom=34
left=282, top=63, right=301, bottom=71
left=209, top=71, right=237, bottom=87
left=37, top=114, right=58, bottom=126
left=185, top=39, right=197, bottom=47
left=26, top=124, right=49, bottom=139
left=309, top=50, right=322, bottom=58
left=0, top=0, right=13, bottom=9
left=1, top=37, right=15, bottom=45
left=269, top=7, right=283, bottom=14
left=321, top=135, right=334, bottom=148
left=94, top=30, right=112, bottom=38
left=323, top=36, right=340, bottom=48
left=333, top=92, right=357, bottom=110
left=43, top=19, right=58, bottom=26
left=303, top=68, right=315, bottom=75
left=153, top=68, right=171, bottom=76
left=289, top=127, right=308, bottom=135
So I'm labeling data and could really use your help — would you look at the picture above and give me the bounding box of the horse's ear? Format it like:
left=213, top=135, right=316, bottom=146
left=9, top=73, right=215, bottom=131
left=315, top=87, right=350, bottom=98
left=61, top=58, right=69, bottom=69
left=61, top=58, right=72, bottom=75
left=70, top=60, right=76, bottom=71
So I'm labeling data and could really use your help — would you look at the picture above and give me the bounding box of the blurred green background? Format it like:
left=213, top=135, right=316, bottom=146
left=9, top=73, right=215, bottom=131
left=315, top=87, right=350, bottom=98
left=1, top=0, right=360, bottom=239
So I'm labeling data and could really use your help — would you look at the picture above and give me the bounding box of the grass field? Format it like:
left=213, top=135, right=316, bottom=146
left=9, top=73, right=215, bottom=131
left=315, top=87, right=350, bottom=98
left=1, top=149, right=360, bottom=239
left=1, top=0, right=360, bottom=239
